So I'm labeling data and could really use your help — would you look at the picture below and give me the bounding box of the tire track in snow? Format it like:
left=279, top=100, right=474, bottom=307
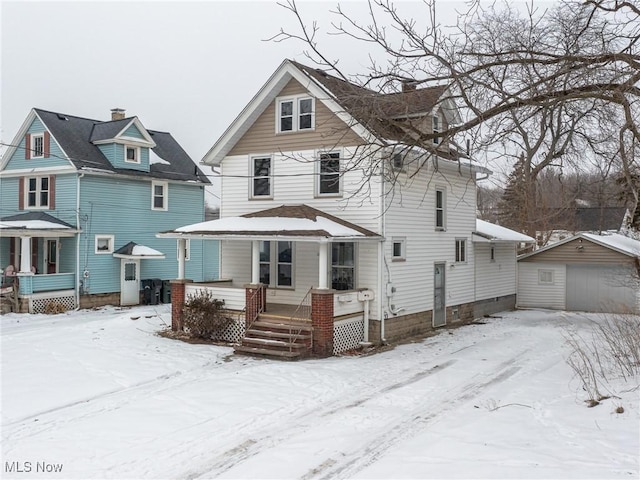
left=180, top=359, right=458, bottom=480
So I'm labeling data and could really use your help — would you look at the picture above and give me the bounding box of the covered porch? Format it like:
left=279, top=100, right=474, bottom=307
left=158, top=205, right=381, bottom=357
left=1, top=212, right=80, bottom=313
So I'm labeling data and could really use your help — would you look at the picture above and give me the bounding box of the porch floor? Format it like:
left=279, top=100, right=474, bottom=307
left=263, top=302, right=311, bottom=321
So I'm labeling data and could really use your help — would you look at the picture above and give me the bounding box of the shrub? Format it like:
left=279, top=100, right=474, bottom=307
left=44, top=300, right=68, bottom=314
left=183, top=290, right=233, bottom=340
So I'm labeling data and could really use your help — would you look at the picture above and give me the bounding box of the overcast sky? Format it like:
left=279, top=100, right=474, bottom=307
left=1, top=1, right=551, bottom=204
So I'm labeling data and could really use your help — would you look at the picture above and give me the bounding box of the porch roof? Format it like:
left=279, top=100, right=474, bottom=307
left=113, top=242, right=166, bottom=260
left=0, top=212, right=79, bottom=237
left=158, top=204, right=383, bottom=243
left=473, top=219, right=535, bottom=243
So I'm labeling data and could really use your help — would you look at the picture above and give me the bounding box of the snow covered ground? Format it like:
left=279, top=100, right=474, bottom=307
left=1, top=306, right=638, bottom=479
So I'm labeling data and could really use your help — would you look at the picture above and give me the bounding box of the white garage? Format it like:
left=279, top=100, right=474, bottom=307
left=517, top=233, right=640, bottom=314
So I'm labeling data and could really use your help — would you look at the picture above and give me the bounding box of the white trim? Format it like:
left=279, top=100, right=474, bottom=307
left=73, top=167, right=209, bottom=186
left=176, top=238, right=191, bottom=262
left=95, top=235, right=114, bottom=254
left=391, top=237, right=406, bottom=261
left=113, top=117, right=156, bottom=147
left=274, top=95, right=316, bottom=133
left=435, top=187, right=446, bottom=231
left=30, top=133, right=45, bottom=158
left=315, top=149, right=342, bottom=197
left=201, top=60, right=379, bottom=167
left=151, top=180, right=169, bottom=211
left=125, top=145, right=141, bottom=164
left=249, top=155, right=273, bottom=199
left=455, top=238, right=467, bottom=263
left=24, top=175, right=51, bottom=210
left=0, top=166, right=77, bottom=177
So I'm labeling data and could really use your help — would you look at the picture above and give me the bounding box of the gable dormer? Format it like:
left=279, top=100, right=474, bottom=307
left=90, top=109, right=156, bottom=172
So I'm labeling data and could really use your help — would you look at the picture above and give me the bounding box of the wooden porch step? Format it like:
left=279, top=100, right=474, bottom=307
left=246, top=329, right=312, bottom=341
left=242, top=337, right=308, bottom=350
left=252, top=320, right=313, bottom=332
left=234, top=345, right=301, bottom=359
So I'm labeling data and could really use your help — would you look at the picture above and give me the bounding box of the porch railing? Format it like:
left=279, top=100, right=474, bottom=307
left=288, top=287, right=313, bottom=353
left=28, top=273, right=76, bottom=294
left=245, top=283, right=266, bottom=332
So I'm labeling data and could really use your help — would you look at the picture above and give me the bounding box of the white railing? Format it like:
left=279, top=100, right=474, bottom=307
left=185, top=283, right=246, bottom=311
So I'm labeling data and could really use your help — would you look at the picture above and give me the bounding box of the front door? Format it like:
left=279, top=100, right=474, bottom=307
left=120, top=259, right=140, bottom=306
left=433, top=263, right=446, bottom=327
left=44, top=239, right=58, bottom=274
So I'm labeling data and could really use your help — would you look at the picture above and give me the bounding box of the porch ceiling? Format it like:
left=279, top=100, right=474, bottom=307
left=158, top=204, right=383, bottom=243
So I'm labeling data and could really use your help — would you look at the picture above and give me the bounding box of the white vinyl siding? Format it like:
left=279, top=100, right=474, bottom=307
left=474, top=243, right=518, bottom=301
left=517, top=263, right=566, bottom=310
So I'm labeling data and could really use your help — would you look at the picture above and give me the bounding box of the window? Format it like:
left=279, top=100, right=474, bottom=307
left=26, top=176, right=49, bottom=208
left=32, top=134, right=44, bottom=158
left=95, top=235, right=114, bottom=254
left=277, top=96, right=315, bottom=133
left=435, top=189, right=446, bottom=230
left=318, top=152, right=341, bottom=196
left=251, top=156, right=272, bottom=198
left=490, top=245, right=495, bottom=261
left=332, top=242, right=355, bottom=290
left=152, top=181, right=168, bottom=210
left=538, top=269, right=554, bottom=285
left=176, top=239, right=190, bottom=261
left=455, top=239, right=466, bottom=263
left=432, top=115, right=440, bottom=144
left=392, top=153, right=404, bottom=171
left=392, top=237, right=406, bottom=261
left=259, top=241, right=294, bottom=288
left=125, top=145, right=140, bottom=164
left=124, top=262, right=137, bottom=281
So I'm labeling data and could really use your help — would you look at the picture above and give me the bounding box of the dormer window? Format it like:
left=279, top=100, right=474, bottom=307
left=277, top=96, right=315, bottom=133
left=125, top=145, right=140, bottom=164
left=432, top=115, right=440, bottom=145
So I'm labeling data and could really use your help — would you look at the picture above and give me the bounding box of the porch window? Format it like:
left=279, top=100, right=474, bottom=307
left=251, top=156, right=272, bottom=198
left=317, top=152, right=341, bottom=196
left=259, top=241, right=293, bottom=288
left=26, top=176, right=49, bottom=208
left=332, top=242, right=355, bottom=290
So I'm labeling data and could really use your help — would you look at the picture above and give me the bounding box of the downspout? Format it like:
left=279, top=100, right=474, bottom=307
left=379, top=151, right=387, bottom=343
left=75, top=172, right=84, bottom=310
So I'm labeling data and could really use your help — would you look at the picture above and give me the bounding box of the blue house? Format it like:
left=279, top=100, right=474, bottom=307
left=0, top=108, right=218, bottom=313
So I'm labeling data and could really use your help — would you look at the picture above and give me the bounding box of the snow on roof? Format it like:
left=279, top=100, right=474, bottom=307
left=0, top=220, right=73, bottom=230
left=149, top=149, right=170, bottom=166
left=475, top=219, right=535, bottom=243
left=175, top=216, right=366, bottom=238
left=131, top=245, right=164, bottom=257
left=582, top=233, right=640, bottom=257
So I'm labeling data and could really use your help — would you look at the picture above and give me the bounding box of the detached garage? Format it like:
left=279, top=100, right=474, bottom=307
left=517, top=233, right=640, bottom=314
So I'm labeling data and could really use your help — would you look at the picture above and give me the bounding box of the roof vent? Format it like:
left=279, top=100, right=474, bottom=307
left=56, top=113, right=68, bottom=121
left=111, top=108, right=126, bottom=121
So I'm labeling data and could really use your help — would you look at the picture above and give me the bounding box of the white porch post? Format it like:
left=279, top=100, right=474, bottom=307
left=177, top=238, right=186, bottom=280
left=251, top=240, right=260, bottom=284
left=19, top=236, right=32, bottom=273
left=318, top=241, right=328, bottom=289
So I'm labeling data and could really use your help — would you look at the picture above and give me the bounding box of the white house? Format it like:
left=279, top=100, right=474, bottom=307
left=160, top=60, right=533, bottom=358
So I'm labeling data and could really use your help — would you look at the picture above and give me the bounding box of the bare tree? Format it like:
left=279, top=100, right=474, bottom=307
left=272, top=0, right=640, bottom=226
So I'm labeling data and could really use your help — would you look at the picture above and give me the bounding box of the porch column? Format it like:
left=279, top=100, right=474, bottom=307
left=251, top=240, right=260, bottom=285
left=177, top=238, right=186, bottom=280
left=311, top=289, right=334, bottom=357
left=318, top=241, right=328, bottom=289
left=19, top=236, right=32, bottom=273
left=170, top=279, right=192, bottom=331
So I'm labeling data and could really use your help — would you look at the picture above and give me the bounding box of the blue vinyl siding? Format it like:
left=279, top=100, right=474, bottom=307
left=122, top=124, right=144, bottom=139
left=0, top=237, right=10, bottom=269
left=78, top=175, right=217, bottom=294
left=3, top=116, right=70, bottom=170
left=97, top=144, right=116, bottom=163
left=105, top=143, right=150, bottom=172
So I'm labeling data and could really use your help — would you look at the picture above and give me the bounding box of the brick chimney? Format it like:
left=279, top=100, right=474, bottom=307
left=111, top=108, right=126, bottom=120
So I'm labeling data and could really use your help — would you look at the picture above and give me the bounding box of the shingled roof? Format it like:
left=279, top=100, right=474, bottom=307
left=34, top=109, right=209, bottom=183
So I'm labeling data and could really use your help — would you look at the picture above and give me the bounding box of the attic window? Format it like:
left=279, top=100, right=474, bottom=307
left=32, top=134, right=45, bottom=158
left=277, top=96, right=315, bottom=133
left=125, top=145, right=140, bottom=164
left=432, top=115, right=440, bottom=145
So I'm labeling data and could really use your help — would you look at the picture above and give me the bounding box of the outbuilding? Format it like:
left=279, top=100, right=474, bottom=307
left=517, top=233, right=640, bottom=314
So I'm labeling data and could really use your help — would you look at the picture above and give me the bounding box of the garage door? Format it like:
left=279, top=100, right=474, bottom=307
left=566, top=265, right=638, bottom=313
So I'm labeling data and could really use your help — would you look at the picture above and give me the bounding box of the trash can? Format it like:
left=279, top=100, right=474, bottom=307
left=141, top=279, right=162, bottom=305
left=161, top=280, right=172, bottom=304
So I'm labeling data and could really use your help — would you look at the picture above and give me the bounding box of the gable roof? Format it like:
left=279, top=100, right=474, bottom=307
left=158, top=204, right=382, bottom=242
left=518, top=232, right=640, bottom=260
left=3, top=108, right=209, bottom=184
left=202, top=59, right=465, bottom=167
